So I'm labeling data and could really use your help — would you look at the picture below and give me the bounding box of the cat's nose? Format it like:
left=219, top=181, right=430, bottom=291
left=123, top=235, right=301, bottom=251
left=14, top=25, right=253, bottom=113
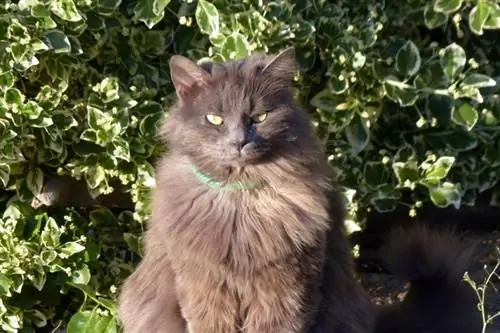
left=230, top=138, right=249, bottom=151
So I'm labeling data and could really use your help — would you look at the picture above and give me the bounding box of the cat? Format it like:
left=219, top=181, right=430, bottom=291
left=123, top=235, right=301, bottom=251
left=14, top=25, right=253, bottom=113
left=117, top=47, right=375, bottom=333
left=373, top=224, right=482, bottom=333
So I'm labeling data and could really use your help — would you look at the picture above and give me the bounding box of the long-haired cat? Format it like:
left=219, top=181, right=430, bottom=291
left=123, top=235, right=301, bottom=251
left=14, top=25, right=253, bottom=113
left=117, top=47, right=374, bottom=333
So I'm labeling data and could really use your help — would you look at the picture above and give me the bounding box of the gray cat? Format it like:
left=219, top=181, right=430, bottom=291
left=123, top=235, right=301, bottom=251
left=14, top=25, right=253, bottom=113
left=118, top=47, right=374, bottom=333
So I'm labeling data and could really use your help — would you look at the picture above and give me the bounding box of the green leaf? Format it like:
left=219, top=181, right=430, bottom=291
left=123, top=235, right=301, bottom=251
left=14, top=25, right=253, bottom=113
left=27, top=167, right=44, bottom=196
left=67, top=311, right=94, bottom=333
left=5, top=88, right=25, bottom=106
left=329, top=74, right=349, bottom=94
left=108, top=138, right=130, bottom=161
left=461, top=73, right=497, bottom=88
left=139, top=112, right=162, bottom=137
left=469, top=2, right=491, bottom=35
left=93, top=316, right=118, bottom=333
left=309, top=89, right=341, bottom=112
left=363, top=162, right=390, bottom=189
left=451, top=102, right=479, bottom=130
left=0, top=164, right=10, bottom=187
left=70, top=265, right=91, bottom=284
left=0, top=72, right=14, bottom=91
left=440, top=43, right=466, bottom=80
left=30, top=116, right=54, bottom=128
left=134, top=0, right=171, bottom=29
left=22, top=101, right=43, bottom=119
left=395, top=40, right=421, bottom=76
left=445, top=130, right=478, bottom=152
left=392, top=162, right=420, bottom=187
left=41, top=216, right=61, bottom=247
left=59, top=242, right=86, bottom=258
left=424, top=4, right=449, bottom=29
left=25, top=309, right=47, bottom=328
left=195, top=0, right=220, bottom=36
left=89, top=207, right=116, bottom=224
left=434, top=0, right=463, bottom=14
left=383, top=80, right=419, bottom=106
left=430, top=182, right=461, bottom=208
left=0, top=273, right=13, bottom=296
left=424, top=156, right=456, bottom=181
left=220, top=33, right=251, bottom=60
left=344, top=114, right=370, bottom=155
left=43, top=30, right=71, bottom=53
left=50, top=0, right=83, bottom=22
left=370, top=197, right=398, bottom=213
left=484, top=4, right=500, bottom=29
left=123, top=233, right=142, bottom=256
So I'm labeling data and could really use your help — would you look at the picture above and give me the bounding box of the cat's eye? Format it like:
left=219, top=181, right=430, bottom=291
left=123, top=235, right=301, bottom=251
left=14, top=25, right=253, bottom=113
left=206, top=114, right=224, bottom=126
left=252, top=112, right=268, bottom=124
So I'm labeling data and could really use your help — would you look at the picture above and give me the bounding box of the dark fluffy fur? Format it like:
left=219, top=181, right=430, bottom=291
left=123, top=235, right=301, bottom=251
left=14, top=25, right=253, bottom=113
left=118, top=48, right=374, bottom=333
left=374, top=224, right=482, bottom=333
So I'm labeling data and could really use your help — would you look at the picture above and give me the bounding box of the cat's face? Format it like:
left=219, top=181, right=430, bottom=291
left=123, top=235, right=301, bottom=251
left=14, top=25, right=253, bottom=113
left=164, top=48, right=305, bottom=169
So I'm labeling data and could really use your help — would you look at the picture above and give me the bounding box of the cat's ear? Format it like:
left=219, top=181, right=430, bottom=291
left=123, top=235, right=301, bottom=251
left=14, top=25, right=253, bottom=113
left=261, top=47, right=297, bottom=82
left=169, top=55, right=210, bottom=102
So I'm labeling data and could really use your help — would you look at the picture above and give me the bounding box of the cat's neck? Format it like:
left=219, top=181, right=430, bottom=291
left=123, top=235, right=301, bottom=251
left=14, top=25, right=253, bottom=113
left=189, top=164, right=263, bottom=192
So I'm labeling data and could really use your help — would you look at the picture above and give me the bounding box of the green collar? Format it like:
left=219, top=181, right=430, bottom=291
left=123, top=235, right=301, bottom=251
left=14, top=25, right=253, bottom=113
left=189, top=164, right=262, bottom=192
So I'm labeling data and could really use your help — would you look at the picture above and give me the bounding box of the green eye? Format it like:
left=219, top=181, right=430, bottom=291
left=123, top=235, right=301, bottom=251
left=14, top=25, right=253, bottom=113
left=206, top=114, right=224, bottom=125
left=252, top=112, right=268, bottom=123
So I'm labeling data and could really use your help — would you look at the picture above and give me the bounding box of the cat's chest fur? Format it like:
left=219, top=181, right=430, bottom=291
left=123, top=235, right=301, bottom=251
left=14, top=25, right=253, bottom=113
left=152, top=156, right=331, bottom=275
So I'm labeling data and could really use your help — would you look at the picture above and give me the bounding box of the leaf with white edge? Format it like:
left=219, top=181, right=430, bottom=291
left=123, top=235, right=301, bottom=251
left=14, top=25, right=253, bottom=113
left=440, top=43, right=466, bottom=80
left=5, top=88, right=24, bottom=106
left=22, top=101, right=43, bottom=119
left=462, top=73, right=497, bottom=88
left=370, top=197, right=399, bottom=213
left=220, top=32, right=251, bottom=60
left=430, top=182, right=461, bottom=209
left=424, top=4, right=449, bottom=29
left=0, top=164, right=10, bottom=188
left=49, top=0, right=83, bottom=22
left=484, top=4, right=500, bottom=29
left=0, top=273, right=13, bottom=296
left=27, top=167, right=44, bottom=196
left=329, top=74, right=349, bottom=94
left=424, top=156, right=456, bottom=182
left=395, top=40, right=421, bottom=76
left=70, top=265, right=91, bottom=284
left=383, top=80, right=419, bottom=106
left=392, top=162, right=420, bottom=187
left=469, top=2, right=491, bottom=35
left=195, top=0, right=220, bottom=36
left=43, top=30, right=71, bottom=53
left=41, top=217, right=61, bottom=248
left=434, top=0, right=463, bottom=14
left=59, top=242, right=86, bottom=257
left=133, top=0, right=171, bottom=29
left=25, top=309, right=47, bottom=328
left=0, top=72, right=14, bottom=91
left=345, top=114, right=370, bottom=155
left=451, top=102, right=479, bottom=130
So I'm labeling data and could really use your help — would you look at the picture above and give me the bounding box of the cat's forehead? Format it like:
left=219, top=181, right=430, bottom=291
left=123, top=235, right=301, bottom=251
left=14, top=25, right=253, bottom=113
left=203, top=54, right=270, bottom=82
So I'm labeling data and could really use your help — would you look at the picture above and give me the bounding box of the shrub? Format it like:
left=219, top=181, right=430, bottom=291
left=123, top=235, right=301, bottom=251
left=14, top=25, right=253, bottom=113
left=1, top=0, right=500, bottom=331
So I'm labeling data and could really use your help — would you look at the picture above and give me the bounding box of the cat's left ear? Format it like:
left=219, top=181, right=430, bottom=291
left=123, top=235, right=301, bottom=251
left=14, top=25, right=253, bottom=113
left=170, top=55, right=211, bottom=102
left=261, top=47, right=297, bottom=82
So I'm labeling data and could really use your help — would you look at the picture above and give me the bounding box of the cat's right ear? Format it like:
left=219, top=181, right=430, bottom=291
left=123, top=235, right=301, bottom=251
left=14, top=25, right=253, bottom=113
left=169, top=55, right=210, bottom=102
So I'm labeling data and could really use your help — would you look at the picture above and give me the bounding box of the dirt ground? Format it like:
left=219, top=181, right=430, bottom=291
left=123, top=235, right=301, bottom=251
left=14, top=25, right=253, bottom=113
left=359, top=230, right=500, bottom=332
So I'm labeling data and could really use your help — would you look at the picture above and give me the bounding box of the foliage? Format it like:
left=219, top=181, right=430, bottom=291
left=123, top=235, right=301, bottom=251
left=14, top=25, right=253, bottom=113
left=1, top=0, right=500, bottom=331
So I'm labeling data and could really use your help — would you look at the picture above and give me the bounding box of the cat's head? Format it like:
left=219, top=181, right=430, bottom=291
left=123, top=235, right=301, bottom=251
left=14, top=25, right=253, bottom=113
left=161, top=47, right=312, bottom=172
